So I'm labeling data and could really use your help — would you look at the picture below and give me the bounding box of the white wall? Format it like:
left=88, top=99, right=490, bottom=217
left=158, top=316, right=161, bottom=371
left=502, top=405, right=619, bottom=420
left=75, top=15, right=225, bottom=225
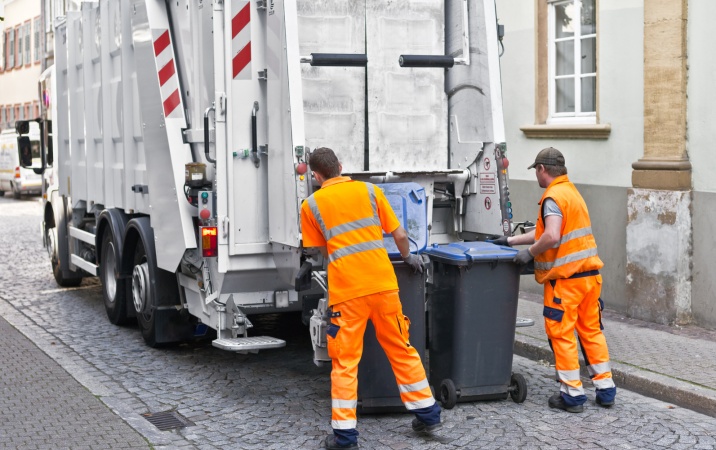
left=496, top=0, right=644, bottom=189
left=688, top=0, right=716, bottom=193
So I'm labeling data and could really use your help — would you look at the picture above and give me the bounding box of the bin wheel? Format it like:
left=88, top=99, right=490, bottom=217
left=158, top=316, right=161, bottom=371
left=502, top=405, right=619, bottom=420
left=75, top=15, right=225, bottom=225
left=439, top=379, right=458, bottom=409
left=509, top=372, right=527, bottom=403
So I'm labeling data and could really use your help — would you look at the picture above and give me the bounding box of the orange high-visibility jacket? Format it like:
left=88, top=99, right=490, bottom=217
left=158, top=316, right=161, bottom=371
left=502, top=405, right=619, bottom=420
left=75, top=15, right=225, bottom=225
left=534, top=175, right=603, bottom=283
left=300, top=177, right=400, bottom=305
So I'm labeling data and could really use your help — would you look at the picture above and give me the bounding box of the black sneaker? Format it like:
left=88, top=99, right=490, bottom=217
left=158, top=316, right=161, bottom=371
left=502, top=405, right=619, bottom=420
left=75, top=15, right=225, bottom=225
left=548, top=393, right=584, bottom=413
left=323, top=435, right=358, bottom=449
left=411, top=418, right=443, bottom=433
left=596, top=396, right=615, bottom=408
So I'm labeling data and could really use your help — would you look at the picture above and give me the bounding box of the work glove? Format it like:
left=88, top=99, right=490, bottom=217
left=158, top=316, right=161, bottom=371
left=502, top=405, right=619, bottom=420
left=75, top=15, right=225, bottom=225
left=402, top=253, right=424, bottom=274
left=491, top=236, right=510, bottom=247
left=513, top=248, right=534, bottom=265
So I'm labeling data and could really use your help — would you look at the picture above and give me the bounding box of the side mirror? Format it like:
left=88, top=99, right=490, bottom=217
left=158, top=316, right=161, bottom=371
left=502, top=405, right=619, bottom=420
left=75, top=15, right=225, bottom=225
left=18, top=136, right=42, bottom=171
left=15, top=120, right=30, bottom=135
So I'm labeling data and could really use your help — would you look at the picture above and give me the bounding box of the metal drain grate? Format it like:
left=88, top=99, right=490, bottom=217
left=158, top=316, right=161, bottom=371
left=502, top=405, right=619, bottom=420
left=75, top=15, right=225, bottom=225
left=141, top=410, right=194, bottom=431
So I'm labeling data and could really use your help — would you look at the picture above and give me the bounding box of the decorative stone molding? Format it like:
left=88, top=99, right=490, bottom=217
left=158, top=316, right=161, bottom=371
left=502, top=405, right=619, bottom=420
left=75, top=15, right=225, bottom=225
left=520, top=124, right=611, bottom=140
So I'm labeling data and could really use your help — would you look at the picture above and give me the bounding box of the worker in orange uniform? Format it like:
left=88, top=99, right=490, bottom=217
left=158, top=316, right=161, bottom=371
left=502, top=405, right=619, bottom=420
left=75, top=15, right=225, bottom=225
left=301, top=148, right=441, bottom=449
left=496, top=147, right=616, bottom=413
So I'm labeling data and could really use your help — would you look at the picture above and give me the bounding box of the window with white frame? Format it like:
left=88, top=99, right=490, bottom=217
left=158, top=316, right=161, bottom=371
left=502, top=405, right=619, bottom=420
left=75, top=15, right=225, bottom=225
left=15, top=27, right=22, bottom=67
left=24, top=23, right=31, bottom=65
left=0, top=31, right=4, bottom=70
left=7, top=30, right=14, bottom=69
left=548, top=0, right=596, bottom=124
left=34, top=18, right=41, bottom=62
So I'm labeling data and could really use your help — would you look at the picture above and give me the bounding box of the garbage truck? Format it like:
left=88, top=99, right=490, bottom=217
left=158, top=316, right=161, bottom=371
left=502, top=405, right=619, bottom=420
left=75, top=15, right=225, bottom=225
left=18, top=0, right=514, bottom=354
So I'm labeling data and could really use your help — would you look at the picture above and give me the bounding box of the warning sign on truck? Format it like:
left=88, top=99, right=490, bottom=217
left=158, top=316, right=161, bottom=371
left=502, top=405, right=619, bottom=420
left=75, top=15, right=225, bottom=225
left=479, top=173, right=496, bottom=194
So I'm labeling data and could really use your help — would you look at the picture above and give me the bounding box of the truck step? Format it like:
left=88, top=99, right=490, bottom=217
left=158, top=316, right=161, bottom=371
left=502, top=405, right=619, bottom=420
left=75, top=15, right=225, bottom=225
left=212, top=336, right=286, bottom=353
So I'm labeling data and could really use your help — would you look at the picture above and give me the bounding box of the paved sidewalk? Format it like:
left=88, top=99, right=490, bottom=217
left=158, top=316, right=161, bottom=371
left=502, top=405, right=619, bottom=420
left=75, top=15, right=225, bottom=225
left=0, top=313, right=149, bottom=449
left=515, top=291, right=716, bottom=418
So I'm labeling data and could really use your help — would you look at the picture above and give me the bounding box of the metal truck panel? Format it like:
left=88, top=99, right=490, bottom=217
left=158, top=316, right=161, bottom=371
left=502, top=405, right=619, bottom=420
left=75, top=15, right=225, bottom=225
left=131, top=0, right=197, bottom=271
left=226, top=0, right=271, bottom=251
left=366, top=0, right=448, bottom=171
left=84, top=4, right=105, bottom=210
left=265, top=0, right=305, bottom=250
left=66, top=11, right=88, bottom=207
left=446, top=0, right=508, bottom=236
left=297, top=0, right=366, bottom=172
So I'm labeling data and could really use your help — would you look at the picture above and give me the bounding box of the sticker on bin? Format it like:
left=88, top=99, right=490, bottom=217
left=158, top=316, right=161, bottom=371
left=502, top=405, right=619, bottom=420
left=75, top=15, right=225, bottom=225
left=377, top=182, right=428, bottom=258
left=424, top=241, right=518, bottom=265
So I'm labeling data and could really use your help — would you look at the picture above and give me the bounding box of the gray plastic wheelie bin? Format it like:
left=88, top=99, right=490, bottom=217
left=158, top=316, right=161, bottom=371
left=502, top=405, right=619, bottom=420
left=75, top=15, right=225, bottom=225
left=424, top=241, right=527, bottom=409
left=357, top=182, right=429, bottom=413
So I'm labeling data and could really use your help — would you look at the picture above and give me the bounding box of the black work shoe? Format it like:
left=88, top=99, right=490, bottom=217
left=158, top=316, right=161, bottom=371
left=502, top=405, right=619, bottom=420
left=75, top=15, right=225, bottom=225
left=548, top=394, right=584, bottom=413
left=596, top=396, right=615, bottom=408
left=412, top=418, right=443, bottom=433
left=324, top=435, right=358, bottom=449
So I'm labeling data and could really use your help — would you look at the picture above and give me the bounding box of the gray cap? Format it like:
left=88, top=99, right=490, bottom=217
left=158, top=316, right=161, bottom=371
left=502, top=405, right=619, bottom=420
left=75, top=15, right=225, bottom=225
left=527, top=147, right=565, bottom=169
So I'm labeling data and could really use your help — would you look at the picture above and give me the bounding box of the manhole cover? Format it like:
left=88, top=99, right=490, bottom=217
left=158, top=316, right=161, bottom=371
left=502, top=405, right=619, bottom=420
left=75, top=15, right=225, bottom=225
left=141, top=410, right=194, bottom=431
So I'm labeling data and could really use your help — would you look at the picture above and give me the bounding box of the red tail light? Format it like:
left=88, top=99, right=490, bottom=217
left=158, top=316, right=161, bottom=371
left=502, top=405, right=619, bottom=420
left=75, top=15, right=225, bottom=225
left=201, top=226, right=218, bottom=257
left=14, top=167, right=21, bottom=179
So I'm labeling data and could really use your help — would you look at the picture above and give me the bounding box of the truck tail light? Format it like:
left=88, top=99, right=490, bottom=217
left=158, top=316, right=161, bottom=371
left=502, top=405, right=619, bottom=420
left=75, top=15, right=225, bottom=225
left=14, top=166, right=21, bottom=179
left=201, top=226, right=218, bottom=257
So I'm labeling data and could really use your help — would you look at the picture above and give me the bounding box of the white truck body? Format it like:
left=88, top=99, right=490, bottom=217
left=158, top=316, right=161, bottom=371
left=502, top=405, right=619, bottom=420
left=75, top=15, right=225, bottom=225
left=29, top=0, right=512, bottom=351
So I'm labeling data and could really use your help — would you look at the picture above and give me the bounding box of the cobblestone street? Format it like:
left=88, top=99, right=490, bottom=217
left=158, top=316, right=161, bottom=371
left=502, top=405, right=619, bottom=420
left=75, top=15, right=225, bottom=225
left=1, top=195, right=716, bottom=449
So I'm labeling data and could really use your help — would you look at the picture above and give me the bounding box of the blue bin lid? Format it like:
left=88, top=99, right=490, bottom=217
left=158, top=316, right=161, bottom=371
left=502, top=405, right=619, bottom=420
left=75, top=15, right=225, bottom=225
left=377, top=182, right=428, bottom=258
left=424, top=241, right=518, bottom=265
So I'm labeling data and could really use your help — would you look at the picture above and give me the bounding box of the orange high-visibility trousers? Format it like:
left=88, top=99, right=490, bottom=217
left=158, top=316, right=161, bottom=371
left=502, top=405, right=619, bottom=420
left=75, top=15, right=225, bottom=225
left=543, top=274, right=615, bottom=400
left=327, top=290, right=435, bottom=431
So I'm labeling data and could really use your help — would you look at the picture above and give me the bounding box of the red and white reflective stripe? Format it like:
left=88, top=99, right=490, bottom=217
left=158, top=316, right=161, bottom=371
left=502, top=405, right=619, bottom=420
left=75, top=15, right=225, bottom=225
left=232, top=0, right=252, bottom=80
left=153, top=29, right=183, bottom=119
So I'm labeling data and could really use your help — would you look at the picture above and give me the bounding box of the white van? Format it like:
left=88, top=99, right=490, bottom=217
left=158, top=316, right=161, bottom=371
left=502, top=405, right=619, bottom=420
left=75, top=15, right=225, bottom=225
left=0, top=124, right=43, bottom=199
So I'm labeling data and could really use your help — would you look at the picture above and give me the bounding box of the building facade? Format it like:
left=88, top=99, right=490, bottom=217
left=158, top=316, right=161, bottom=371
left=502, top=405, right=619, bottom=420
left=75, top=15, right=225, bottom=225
left=498, top=0, right=716, bottom=328
left=0, top=0, right=43, bottom=131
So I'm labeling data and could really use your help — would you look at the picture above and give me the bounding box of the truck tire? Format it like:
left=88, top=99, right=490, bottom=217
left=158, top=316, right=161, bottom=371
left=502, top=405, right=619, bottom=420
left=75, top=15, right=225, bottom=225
left=47, top=226, right=82, bottom=287
left=101, top=230, right=130, bottom=325
left=12, top=185, right=21, bottom=200
left=0, top=190, right=5, bottom=197
left=130, top=239, right=159, bottom=347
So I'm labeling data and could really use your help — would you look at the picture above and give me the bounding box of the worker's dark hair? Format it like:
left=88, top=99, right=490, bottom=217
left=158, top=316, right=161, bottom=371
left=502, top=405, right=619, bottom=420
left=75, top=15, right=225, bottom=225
left=309, top=147, right=342, bottom=179
left=542, top=164, right=568, bottom=177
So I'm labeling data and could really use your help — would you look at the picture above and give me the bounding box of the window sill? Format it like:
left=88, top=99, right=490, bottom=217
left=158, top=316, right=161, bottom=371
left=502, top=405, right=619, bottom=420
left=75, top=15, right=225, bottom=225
left=520, top=123, right=611, bottom=140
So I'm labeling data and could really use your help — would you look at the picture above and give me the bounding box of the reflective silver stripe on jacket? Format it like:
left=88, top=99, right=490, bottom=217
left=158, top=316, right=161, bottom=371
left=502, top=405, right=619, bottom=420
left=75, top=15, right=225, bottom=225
left=555, top=226, right=593, bottom=248
left=324, top=217, right=381, bottom=241
left=404, top=397, right=436, bottom=410
left=306, top=182, right=381, bottom=241
left=329, top=240, right=385, bottom=263
left=398, top=378, right=430, bottom=394
left=332, top=419, right=357, bottom=430
left=332, top=399, right=358, bottom=409
left=307, top=195, right=329, bottom=237
left=534, top=247, right=599, bottom=271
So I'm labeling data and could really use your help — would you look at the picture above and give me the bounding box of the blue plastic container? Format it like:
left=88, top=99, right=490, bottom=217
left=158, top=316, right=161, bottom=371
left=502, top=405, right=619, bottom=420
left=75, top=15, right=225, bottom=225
left=377, top=183, right=427, bottom=258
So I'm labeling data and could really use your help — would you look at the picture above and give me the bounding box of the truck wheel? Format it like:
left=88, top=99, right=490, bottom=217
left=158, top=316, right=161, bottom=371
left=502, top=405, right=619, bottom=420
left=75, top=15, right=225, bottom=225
left=12, top=186, right=21, bottom=200
left=0, top=190, right=5, bottom=197
left=130, top=239, right=158, bottom=347
left=47, top=226, right=82, bottom=287
left=101, top=230, right=129, bottom=325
